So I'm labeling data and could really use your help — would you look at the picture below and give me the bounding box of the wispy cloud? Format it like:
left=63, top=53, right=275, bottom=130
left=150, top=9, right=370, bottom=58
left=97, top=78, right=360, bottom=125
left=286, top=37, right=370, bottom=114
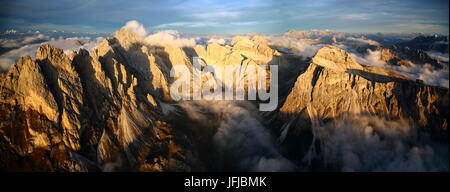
left=189, top=11, right=243, bottom=20
left=392, top=23, right=449, bottom=33
left=153, top=22, right=222, bottom=29
left=340, top=13, right=370, bottom=20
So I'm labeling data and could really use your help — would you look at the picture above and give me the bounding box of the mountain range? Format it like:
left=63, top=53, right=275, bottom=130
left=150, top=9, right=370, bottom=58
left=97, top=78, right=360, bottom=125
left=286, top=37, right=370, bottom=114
left=0, top=27, right=448, bottom=171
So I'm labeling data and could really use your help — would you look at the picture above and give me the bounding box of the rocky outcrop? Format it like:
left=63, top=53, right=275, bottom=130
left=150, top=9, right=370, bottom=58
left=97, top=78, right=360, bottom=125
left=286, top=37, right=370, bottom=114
left=379, top=35, right=449, bottom=68
left=0, top=49, right=93, bottom=171
left=36, top=44, right=85, bottom=151
left=313, top=46, right=410, bottom=80
left=231, top=35, right=280, bottom=63
left=395, top=35, right=449, bottom=54
left=311, top=46, right=364, bottom=72
left=381, top=48, right=400, bottom=64
left=390, top=45, right=444, bottom=68
left=277, top=46, right=448, bottom=150
left=0, top=28, right=198, bottom=171
left=0, top=56, right=59, bottom=123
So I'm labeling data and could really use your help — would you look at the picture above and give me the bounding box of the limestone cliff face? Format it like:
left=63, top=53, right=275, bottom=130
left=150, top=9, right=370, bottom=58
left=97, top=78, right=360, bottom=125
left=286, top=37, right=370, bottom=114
left=232, top=35, right=280, bottom=64
left=0, top=32, right=286, bottom=171
left=0, top=47, right=92, bottom=171
left=0, top=56, right=59, bottom=123
left=278, top=46, right=448, bottom=146
left=36, top=44, right=85, bottom=151
left=0, top=28, right=199, bottom=171
left=199, top=35, right=289, bottom=94
left=311, top=45, right=364, bottom=72
left=203, top=35, right=279, bottom=67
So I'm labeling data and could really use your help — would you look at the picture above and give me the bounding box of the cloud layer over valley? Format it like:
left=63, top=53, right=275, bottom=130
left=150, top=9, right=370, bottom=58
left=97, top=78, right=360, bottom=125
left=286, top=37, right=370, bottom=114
left=350, top=49, right=449, bottom=88
left=308, top=113, right=448, bottom=171
left=0, top=32, right=105, bottom=72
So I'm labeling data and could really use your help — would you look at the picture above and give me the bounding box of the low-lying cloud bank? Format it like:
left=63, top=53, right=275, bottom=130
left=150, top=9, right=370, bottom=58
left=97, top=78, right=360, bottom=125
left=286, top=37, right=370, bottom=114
left=311, top=114, right=448, bottom=171
left=426, top=51, right=449, bottom=62
left=0, top=34, right=104, bottom=72
left=265, top=35, right=324, bottom=58
left=179, top=100, right=296, bottom=171
left=345, top=37, right=380, bottom=46
left=349, top=49, right=449, bottom=88
left=207, top=38, right=226, bottom=45
left=0, top=33, right=49, bottom=49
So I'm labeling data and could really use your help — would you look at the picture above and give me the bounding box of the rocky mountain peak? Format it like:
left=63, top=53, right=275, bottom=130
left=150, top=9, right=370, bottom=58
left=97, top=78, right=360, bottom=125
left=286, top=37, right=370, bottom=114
left=311, top=45, right=364, bottom=72
left=206, top=43, right=231, bottom=62
left=36, top=44, right=75, bottom=73
left=278, top=45, right=448, bottom=151
left=251, top=35, right=270, bottom=46
left=36, top=44, right=69, bottom=62
left=113, top=28, right=144, bottom=50
left=231, top=35, right=279, bottom=62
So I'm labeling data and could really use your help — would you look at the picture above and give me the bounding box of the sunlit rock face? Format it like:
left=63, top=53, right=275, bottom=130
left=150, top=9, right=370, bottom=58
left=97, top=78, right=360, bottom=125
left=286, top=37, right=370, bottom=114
left=311, top=45, right=365, bottom=72
left=280, top=45, right=447, bottom=134
left=0, top=28, right=198, bottom=171
left=274, top=46, right=448, bottom=169
left=0, top=29, right=281, bottom=171
left=0, top=28, right=448, bottom=172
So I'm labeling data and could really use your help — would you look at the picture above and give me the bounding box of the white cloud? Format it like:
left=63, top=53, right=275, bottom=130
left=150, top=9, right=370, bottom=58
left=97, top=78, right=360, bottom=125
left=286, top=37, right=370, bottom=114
left=0, top=39, right=21, bottom=48
left=341, top=13, right=370, bottom=20
left=392, top=23, right=449, bottom=33
left=179, top=100, right=296, bottom=171
left=123, top=20, right=148, bottom=37
left=190, top=11, right=242, bottom=20
left=350, top=49, right=449, bottom=88
left=0, top=36, right=104, bottom=72
left=426, top=51, right=449, bottom=62
left=0, top=33, right=49, bottom=48
left=144, top=30, right=196, bottom=47
left=350, top=49, right=385, bottom=67
left=346, top=37, right=380, bottom=46
left=265, top=35, right=323, bottom=58
left=22, top=33, right=50, bottom=44
left=207, top=38, right=226, bottom=45
left=153, top=21, right=221, bottom=29
left=121, top=21, right=197, bottom=47
left=0, top=58, right=14, bottom=72
left=311, top=113, right=448, bottom=171
left=47, top=36, right=104, bottom=55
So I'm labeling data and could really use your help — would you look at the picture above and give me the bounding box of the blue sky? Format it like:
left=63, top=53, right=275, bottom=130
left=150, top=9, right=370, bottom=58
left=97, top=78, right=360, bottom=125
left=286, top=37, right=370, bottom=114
left=0, top=0, right=448, bottom=34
